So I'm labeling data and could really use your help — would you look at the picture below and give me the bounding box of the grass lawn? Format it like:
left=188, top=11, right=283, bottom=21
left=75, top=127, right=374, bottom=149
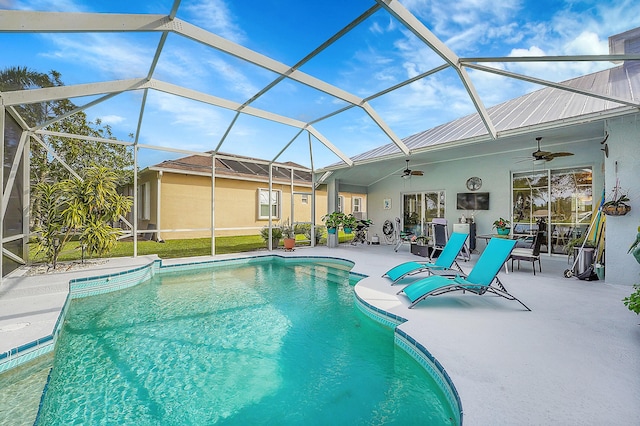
left=30, top=232, right=354, bottom=264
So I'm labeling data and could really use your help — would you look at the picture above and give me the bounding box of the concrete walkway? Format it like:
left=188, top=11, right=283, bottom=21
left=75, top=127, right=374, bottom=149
left=1, top=244, right=639, bottom=425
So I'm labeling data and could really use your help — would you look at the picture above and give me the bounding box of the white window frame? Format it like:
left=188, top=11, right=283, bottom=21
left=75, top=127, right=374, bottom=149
left=258, top=188, right=281, bottom=220
left=352, top=197, right=362, bottom=213
left=338, top=195, right=344, bottom=213
left=301, top=194, right=309, bottom=204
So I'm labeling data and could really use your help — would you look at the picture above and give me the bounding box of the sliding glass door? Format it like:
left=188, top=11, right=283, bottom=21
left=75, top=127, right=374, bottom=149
left=402, top=191, right=445, bottom=236
left=512, top=167, right=592, bottom=254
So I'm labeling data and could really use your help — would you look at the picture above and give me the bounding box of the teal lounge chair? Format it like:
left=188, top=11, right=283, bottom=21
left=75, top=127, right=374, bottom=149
left=397, top=238, right=531, bottom=311
left=383, top=232, right=469, bottom=284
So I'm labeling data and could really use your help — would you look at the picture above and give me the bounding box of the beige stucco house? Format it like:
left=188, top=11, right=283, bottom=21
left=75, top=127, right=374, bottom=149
left=126, top=152, right=366, bottom=240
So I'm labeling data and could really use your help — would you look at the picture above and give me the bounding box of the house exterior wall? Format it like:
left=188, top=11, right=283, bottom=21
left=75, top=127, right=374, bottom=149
left=361, top=137, right=604, bottom=258
left=153, top=172, right=329, bottom=239
left=604, top=113, right=640, bottom=286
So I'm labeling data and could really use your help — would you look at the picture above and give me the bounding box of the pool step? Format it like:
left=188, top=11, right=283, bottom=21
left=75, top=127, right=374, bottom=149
left=283, top=264, right=351, bottom=286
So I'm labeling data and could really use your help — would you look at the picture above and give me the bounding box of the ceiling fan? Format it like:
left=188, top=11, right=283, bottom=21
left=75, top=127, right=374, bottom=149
left=529, top=137, right=574, bottom=163
left=399, top=159, right=424, bottom=179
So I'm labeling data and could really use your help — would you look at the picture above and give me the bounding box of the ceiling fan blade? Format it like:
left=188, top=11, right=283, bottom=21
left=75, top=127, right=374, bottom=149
left=546, top=152, right=574, bottom=159
left=533, top=150, right=552, bottom=159
left=410, top=170, right=424, bottom=176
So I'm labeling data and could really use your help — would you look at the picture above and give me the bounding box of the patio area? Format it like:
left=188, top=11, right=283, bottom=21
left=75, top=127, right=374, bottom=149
left=1, top=242, right=639, bottom=425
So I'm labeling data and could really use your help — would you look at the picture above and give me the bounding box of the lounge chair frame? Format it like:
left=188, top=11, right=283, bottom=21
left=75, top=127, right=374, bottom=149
left=397, top=238, right=531, bottom=311
left=382, top=232, right=469, bottom=284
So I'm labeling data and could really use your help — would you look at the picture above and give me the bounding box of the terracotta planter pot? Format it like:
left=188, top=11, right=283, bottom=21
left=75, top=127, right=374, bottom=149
left=283, top=238, right=296, bottom=250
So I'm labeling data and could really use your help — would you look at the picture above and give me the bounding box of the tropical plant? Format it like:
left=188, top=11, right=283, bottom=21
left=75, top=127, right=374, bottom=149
left=624, top=226, right=640, bottom=315
left=294, top=223, right=325, bottom=244
left=322, top=211, right=345, bottom=229
left=342, top=214, right=358, bottom=230
left=259, top=225, right=283, bottom=242
left=281, top=220, right=295, bottom=239
left=30, top=165, right=133, bottom=267
left=623, top=285, right=640, bottom=315
left=492, top=217, right=511, bottom=229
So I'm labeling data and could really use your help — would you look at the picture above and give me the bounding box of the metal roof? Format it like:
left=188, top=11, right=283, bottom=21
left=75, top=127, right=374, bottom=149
left=147, top=152, right=313, bottom=184
left=347, top=62, right=640, bottom=164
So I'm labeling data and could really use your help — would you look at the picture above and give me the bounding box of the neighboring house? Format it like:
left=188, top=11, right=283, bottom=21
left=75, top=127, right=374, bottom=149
left=125, top=152, right=365, bottom=240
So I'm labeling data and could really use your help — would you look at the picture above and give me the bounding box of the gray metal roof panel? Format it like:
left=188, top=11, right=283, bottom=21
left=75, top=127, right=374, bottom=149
left=332, top=62, right=637, bottom=166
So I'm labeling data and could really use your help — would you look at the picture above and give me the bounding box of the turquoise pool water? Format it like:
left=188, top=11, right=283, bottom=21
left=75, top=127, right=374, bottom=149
left=36, top=259, right=456, bottom=424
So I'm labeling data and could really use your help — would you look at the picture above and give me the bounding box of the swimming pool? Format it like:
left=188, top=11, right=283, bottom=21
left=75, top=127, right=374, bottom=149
left=29, top=257, right=456, bottom=424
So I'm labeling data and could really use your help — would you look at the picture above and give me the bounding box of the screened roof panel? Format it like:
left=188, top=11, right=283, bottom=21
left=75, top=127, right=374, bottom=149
left=152, top=32, right=281, bottom=103
left=249, top=78, right=351, bottom=122
left=2, top=1, right=640, bottom=172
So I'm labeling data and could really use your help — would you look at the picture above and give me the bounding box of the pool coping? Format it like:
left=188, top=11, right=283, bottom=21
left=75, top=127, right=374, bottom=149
left=1, top=254, right=463, bottom=425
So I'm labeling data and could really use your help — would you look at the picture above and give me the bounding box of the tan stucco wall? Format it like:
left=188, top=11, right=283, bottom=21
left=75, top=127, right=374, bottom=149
left=155, top=172, right=328, bottom=239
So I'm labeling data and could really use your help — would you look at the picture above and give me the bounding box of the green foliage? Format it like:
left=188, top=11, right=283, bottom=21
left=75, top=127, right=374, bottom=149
left=492, top=217, right=511, bottom=229
left=259, top=225, right=283, bottom=242
left=1, top=66, right=134, bottom=187
left=342, top=214, right=358, bottom=229
left=294, top=224, right=325, bottom=244
left=623, top=285, right=640, bottom=315
left=30, top=166, right=133, bottom=266
left=321, top=211, right=345, bottom=229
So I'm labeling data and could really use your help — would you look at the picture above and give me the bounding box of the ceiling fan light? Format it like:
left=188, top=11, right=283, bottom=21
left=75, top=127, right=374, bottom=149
left=402, top=174, right=410, bottom=180
left=533, top=158, right=546, bottom=166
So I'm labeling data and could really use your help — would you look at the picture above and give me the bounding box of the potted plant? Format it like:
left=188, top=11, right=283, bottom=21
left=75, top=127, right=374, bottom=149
left=492, top=217, right=511, bottom=235
left=411, top=235, right=430, bottom=257
left=342, top=214, right=358, bottom=234
left=602, top=193, right=631, bottom=216
left=322, top=211, right=345, bottom=234
left=281, top=220, right=296, bottom=251
left=259, top=225, right=282, bottom=248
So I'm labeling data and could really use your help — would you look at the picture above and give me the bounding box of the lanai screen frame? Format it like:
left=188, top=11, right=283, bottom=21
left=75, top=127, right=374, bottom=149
left=2, top=1, right=640, bottom=280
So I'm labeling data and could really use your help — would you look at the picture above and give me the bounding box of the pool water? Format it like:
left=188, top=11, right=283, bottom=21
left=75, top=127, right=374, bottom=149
left=36, top=260, right=456, bottom=425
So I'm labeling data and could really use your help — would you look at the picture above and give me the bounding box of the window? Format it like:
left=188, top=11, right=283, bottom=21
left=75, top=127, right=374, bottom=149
left=338, top=195, right=344, bottom=213
left=512, top=167, right=592, bottom=254
left=258, top=188, right=280, bottom=219
left=138, top=182, right=150, bottom=220
left=402, top=191, right=445, bottom=235
left=352, top=197, right=362, bottom=213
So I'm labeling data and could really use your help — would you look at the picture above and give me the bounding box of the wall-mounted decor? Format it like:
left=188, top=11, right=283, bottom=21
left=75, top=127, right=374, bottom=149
left=456, top=192, right=490, bottom=210
left=383, top=198, right=392, bottom=210
left=466, top=176, right=482, bottom=191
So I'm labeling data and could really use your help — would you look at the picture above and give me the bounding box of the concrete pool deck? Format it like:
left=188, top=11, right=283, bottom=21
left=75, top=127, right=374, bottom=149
left=1, top=244, right=639, bottom=425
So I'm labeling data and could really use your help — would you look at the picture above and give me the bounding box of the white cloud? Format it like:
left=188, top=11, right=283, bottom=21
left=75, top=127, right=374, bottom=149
left=564, top=31, right=608, bottom=56
left=40, top=33, right=151, bottom=79
left=183, top=0, right=246, bottom=44
left=99, top=115, right=126, bottom=125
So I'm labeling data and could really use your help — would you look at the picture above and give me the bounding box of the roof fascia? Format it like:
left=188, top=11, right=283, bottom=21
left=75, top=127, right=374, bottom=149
left=148, top=166, right=313, bottom=186
left=461, top=54, right=640, bottom=63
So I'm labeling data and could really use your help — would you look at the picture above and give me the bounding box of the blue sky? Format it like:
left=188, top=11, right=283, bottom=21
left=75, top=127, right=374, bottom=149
left=2, top=0, right=640, bottom=169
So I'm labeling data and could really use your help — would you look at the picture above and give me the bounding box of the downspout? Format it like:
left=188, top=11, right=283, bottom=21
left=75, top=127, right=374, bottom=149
left=211, top=154, right=216, bottom=256
left=156, top=170, right=162, bottom=242
left=133, top=146, right=138, bottom=257
left=268, top=163, right=273, bottom=251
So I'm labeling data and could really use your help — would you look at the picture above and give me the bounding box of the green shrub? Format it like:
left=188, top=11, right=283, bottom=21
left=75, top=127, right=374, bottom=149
left=623, top=285, right=640, bottom=315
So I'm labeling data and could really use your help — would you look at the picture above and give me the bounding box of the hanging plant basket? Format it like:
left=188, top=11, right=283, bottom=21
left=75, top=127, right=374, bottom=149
left=603, top=204, right=631, bottom=216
